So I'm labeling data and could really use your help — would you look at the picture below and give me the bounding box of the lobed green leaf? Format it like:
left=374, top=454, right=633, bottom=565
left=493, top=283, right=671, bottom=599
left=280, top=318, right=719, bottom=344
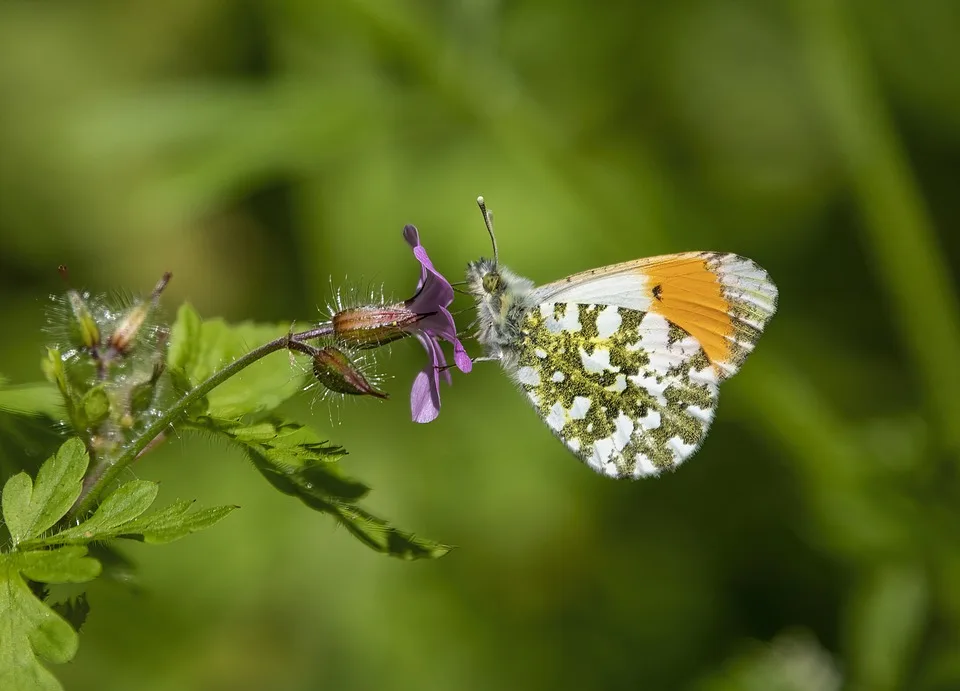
left=0, top=547, right=101, bottom=691
left=49, top=480, right=159, bottom=545
left=1, top=438, right=88, bottom=546
left=25, top=480, right=235, bottom=548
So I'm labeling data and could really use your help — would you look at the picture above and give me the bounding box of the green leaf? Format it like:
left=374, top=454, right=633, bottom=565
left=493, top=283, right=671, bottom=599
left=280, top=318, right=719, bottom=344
left=195, top=417, right=366, bottom=502
left=167, top=303, right=305, bottom=418
left=117, top=501, right=237, bottom=544
left=191, top=416, right=452, bottom=559
left=19, top=548, right=102, bottom=584
left=1, top=439, right=88, bottom=546
left=0, top=376, right=62, bottom=419
left=25, top=479, right=235, bottom=548
left=46, top=480, right=159, bottom=545
left=331, top=503, right=453, bottom=560
left=0, top=547, right=101, bottom=691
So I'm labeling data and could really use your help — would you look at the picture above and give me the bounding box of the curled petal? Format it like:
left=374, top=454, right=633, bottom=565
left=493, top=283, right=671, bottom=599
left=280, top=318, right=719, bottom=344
left=401, top=224, right=472, bottom=422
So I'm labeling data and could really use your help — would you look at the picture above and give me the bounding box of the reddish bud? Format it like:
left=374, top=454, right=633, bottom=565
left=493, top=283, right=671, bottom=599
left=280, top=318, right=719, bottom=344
left=332, top=304, right=420, bottom=349
left=107, top=272, right=171, bottom=355
left=312, top=346, right=387, bottom=399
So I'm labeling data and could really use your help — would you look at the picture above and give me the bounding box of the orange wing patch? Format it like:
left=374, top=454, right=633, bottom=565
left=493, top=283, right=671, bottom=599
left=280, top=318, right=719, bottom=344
left=639, top=253, right=777, bottom=380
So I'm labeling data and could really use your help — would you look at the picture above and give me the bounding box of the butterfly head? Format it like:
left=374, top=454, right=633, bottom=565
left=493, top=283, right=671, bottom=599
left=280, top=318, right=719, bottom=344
left=465, top=197, right=507, bottom=302
left=466, top=257, right=504, bottom=296
left=465, top=198, right=537, bottom=358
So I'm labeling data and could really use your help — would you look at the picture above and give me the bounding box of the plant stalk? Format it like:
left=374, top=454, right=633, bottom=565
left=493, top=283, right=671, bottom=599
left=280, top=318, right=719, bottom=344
left=68, top=323, right=335, bottom=519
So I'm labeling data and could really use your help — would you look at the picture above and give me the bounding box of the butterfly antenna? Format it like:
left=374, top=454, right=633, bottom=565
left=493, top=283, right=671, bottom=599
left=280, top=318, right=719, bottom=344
left=477, top=196, right=498, bottom=266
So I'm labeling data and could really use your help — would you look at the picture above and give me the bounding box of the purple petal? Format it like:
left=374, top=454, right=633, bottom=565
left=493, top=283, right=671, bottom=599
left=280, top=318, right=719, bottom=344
left=403, top=225, right=429, bottom=288
left=402, top=223, right=472, bottom=421
left=418, top=332, right=451, bottom=385
left=411, top=333, right=446, bottom=422
left=415, top=308, right=458, bottom=343
left=408, top=248, right=453, bottom=309
left=453, top=340, right=473, bottom=373
left=403, top=224, right=422, bottom=252
left=410, top=368, right=440, bottom=423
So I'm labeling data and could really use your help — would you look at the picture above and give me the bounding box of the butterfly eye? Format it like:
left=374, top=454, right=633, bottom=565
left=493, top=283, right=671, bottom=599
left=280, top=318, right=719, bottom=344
left=481, top=272, right=501, bottom=293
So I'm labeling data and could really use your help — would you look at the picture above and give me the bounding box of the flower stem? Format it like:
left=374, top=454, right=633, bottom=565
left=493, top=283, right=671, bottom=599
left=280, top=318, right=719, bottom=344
left=69, top=323, right=335, bottom=519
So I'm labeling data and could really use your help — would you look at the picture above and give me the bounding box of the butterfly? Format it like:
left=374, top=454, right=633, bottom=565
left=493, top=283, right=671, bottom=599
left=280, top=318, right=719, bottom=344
left=465, top=197, right=778, bottom=479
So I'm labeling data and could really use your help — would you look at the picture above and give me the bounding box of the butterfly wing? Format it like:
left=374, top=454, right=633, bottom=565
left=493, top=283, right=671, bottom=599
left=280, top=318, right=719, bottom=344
left=514, top=252, right=777, bottom=478
left=529, top=252, right=778, bottom=381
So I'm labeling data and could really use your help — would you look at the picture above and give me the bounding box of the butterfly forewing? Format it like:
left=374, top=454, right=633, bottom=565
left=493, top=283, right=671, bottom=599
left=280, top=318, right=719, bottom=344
left=530, top=252, right=778, bottom=381
left=514, top=302, right=719, bottom=478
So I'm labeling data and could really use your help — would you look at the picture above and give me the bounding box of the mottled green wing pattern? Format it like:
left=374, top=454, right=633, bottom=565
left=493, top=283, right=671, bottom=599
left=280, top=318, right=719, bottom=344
left=513, top=302, right=719, bottom=478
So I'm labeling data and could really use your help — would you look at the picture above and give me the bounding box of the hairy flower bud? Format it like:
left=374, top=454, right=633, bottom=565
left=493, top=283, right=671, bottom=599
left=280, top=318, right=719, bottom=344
left=107, top=272, right=171, bottom=356
left=66, top=290, right=101, bottom=350
left=312, top=346, right=387, bottom=399
left=332, top=305, right=420, bottom=349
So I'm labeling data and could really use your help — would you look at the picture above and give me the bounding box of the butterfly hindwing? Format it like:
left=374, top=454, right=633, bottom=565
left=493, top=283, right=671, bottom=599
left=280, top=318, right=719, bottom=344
left=513, top=302, right=719, bottom=478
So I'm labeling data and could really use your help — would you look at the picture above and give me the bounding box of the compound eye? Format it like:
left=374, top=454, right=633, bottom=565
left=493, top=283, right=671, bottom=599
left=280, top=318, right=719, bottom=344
left=481, top=272, right=501, bottom=293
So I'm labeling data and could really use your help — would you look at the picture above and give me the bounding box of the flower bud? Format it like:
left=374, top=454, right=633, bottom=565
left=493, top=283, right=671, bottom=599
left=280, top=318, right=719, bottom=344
left=312, top=346, right=387, bottom=399
left=81, top=385, right=111, bottom=426
left=66, top=290, right=101, bottom=350
left=107, top=272, right=171, bottom=356
left=332, top=305, right=420, bottom=349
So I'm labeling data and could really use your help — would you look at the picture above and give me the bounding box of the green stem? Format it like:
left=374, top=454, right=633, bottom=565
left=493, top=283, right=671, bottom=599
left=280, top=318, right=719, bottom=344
left=69, top=324, right=334, bottom=519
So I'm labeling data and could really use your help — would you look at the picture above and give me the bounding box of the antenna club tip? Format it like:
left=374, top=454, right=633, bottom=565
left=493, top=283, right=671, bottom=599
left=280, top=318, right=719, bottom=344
left=476, top=195, right=485, bottom=206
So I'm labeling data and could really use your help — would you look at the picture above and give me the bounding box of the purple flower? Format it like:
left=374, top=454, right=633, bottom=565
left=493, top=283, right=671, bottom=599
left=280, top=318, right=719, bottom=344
left=402, top=225, right=472, bottom=423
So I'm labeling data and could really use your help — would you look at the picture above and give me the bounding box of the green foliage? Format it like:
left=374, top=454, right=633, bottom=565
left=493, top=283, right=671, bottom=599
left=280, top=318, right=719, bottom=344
left=168, top=305, right=450, bottom=559
left=0, top=548, right=100, bottom=691
left=0, top=439, right=235, bottom=689
left=192, top=417, right=451, bottom=559
left=0, top=376, right=68, bottom=490
left=0, top=377, right=61, bottom=419
left=23, top=481, right=236, bottom=549
left=168, top=303, right=305, bottom=418
left=2, top=438, right=88, bottom=548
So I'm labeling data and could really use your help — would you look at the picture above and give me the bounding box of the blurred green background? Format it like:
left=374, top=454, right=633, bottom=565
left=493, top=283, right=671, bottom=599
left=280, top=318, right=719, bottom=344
left=2, top=0, right=960, bottom=689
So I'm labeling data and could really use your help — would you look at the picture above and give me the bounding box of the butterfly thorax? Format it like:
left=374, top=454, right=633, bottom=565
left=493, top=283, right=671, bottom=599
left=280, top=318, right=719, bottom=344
left=466, top=258, right=536, bottom=368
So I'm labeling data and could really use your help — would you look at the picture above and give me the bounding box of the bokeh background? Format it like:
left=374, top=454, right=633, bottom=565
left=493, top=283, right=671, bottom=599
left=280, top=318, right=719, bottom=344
left=2, top=1, right=959, bottom=689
